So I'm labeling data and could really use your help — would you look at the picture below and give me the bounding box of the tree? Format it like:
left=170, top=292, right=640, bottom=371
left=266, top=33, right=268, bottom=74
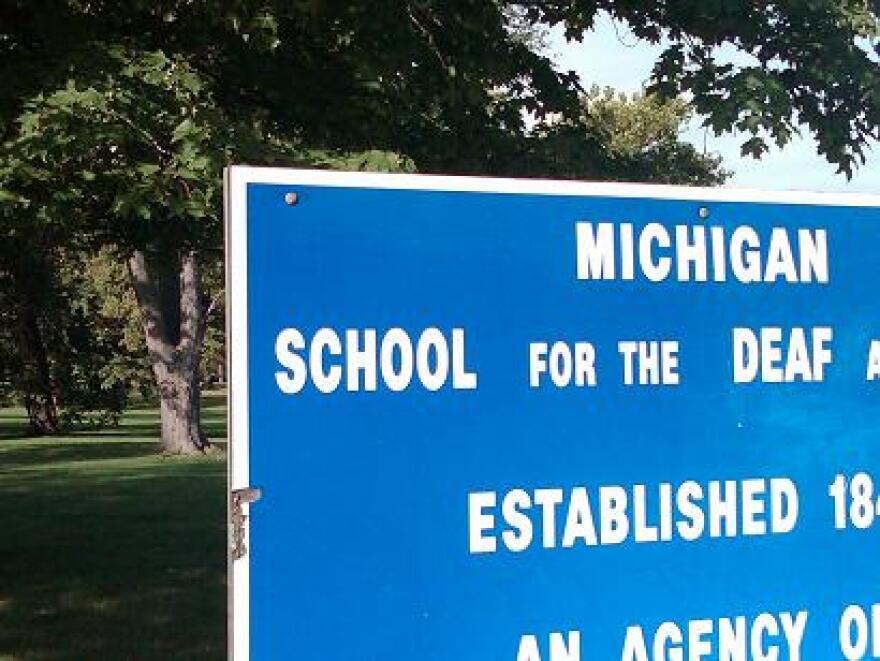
left=1, top=31, right=408, bottom=452
left=0, top=239, right=66, bottom=434
left=2, top=48, right=235, bottom=451
left=0, top=228, right=129, bottom=434
left=529, top=88, right=729, bottom=184
left=1, top=0, right=877, bottom=451
left=584, top=88, right=730, bottom=185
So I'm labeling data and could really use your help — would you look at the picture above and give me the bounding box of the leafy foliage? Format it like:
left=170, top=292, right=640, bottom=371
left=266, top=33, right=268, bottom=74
left=0, top=0, right=875, bottom=437
left=0, top=240, right=128, bottom=431
left=582, top=88, right=729, bottom=185
left=3, top=1, right=878, bottom=185
left=519, top=1, right=879, bottom=176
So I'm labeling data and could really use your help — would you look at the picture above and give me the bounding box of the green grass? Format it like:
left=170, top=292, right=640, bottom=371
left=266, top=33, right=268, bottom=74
left=0, top=394, right=227, bottom=660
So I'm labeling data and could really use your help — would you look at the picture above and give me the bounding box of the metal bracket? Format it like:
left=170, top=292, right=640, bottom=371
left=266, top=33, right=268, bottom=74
left=231, top=487, right=262, bottom=561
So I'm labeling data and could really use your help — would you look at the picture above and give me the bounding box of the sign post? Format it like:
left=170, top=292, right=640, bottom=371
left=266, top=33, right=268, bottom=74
left=226, top=167, right=880, bottom=660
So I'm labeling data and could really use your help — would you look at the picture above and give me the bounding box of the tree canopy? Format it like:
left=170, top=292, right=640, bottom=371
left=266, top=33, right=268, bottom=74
left=1, top=0, right=876, bottom=447
left=4, top=1, right=878, bottom=179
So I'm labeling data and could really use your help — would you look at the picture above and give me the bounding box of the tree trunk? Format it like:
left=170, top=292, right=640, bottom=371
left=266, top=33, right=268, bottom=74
left=24, top=391, right=61, bottom=436
left=128, top=249, right=211, bottom=454
left=19, top=307, right=62, bottom=435
left=155, top=359, right=208, bottom=454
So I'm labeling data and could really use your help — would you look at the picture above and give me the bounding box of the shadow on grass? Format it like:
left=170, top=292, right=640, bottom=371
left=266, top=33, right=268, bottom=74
left=0, top=442, right=160, bottom=469
left=0, top=395, right=228, bottom=660
left=0, top=413, right=30, bottom=441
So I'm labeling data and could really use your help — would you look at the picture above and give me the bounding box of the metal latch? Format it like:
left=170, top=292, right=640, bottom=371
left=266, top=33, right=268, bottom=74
left=231, top=487, right=262, bottom=561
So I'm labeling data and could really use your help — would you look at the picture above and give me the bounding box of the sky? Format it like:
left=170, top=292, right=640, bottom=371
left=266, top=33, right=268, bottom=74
left=549, top=15, right=880, bottom=194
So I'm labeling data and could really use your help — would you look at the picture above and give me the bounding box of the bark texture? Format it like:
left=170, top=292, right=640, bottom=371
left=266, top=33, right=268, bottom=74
left=128, top=249, right=210, bottom=454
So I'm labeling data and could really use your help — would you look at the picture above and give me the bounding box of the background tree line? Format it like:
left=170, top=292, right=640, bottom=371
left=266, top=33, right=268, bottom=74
left=0, top=0, right=877, bottom=452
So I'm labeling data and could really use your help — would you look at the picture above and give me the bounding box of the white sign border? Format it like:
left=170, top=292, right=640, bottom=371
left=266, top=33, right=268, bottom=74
left=225, top=165, right=880, bottom=660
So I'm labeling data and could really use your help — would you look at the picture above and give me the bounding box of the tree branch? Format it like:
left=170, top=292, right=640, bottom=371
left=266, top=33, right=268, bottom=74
left=406, top=3, right=448, bottom=71
left=105, top=108, right=172, bottom=160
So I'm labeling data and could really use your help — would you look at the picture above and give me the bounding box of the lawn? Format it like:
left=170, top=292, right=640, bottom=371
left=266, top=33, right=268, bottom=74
left=0, top=394, right=227, bottom=660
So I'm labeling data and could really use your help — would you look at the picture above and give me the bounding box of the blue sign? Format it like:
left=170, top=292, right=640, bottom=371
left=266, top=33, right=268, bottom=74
left=227, top=168, right=880, bottom=660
